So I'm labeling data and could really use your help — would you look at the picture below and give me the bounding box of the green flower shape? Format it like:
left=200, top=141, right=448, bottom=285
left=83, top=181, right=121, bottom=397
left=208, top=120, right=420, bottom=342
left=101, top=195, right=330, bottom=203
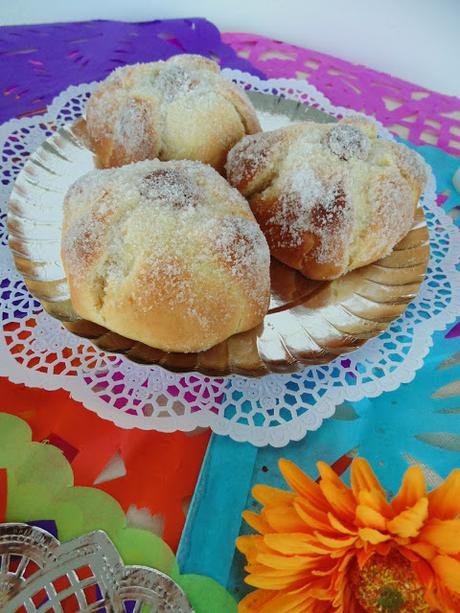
left=0, top=413, right=236, bottom=613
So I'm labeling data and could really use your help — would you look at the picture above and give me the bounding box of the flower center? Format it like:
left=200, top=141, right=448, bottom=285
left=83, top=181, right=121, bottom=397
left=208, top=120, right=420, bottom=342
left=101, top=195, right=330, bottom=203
left=377, top=587, right=405, bottom=612
left=349, top=550, right=432, bottom=613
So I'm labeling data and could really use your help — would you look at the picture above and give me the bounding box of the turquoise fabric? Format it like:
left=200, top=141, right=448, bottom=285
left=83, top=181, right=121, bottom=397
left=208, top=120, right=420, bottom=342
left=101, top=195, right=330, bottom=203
left=177, top=143, right=460, bottom=602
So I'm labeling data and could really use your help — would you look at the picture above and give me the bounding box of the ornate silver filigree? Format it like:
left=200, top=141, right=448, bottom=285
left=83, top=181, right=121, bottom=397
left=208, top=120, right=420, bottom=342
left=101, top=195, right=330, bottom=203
left=0, top=523, right=193, bottom=612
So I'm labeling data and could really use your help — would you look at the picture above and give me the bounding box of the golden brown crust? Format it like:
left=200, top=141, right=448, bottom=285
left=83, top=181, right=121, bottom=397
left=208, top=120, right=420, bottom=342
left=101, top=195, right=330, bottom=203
left=61, top=159, right=271, bottom=353
left=86, top=54, right=261, bottom=172
left=226, top=118, right=427, bottom=280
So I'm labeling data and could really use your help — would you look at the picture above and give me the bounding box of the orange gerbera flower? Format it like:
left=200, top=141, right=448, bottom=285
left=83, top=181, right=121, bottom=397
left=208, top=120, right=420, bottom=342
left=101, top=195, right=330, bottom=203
left=237, top=459, right=460, bottom=612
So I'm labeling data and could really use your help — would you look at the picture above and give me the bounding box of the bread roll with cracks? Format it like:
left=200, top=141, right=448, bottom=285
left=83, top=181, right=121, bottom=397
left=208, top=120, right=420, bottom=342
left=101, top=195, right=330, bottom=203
left=87, top=54, right=261, bottom=172
left=226, top=117, right=427, bottom=280
left=62, top=159, right=271, bottom=352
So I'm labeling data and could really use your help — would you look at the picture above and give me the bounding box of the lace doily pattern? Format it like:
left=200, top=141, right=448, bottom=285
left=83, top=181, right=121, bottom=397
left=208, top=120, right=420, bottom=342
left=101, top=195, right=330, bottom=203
left=1, top=73, right=459, bottom=447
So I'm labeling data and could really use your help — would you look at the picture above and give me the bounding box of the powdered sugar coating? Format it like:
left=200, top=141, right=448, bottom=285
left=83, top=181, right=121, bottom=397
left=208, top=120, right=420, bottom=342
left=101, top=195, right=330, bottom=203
left=390, top=141, right=428, bottom=190
left=86, top=54, right=261, bottom=170
left=212, top=215, right=270, bottom=305
left=326, top=124, right=370, bottom=160
left=62, top=159, right=270, bottom=352
left=225, top=136, right=269, bottom=190
left=226, top=117, right=427, bottom=279
left=272, top=166, right=350, bottom=265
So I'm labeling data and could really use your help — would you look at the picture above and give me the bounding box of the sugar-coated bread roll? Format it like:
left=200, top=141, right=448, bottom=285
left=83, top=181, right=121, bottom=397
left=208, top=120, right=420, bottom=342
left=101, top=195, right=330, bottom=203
left=226, top=117, right=427, bottom=280
left=86, top=54, right=261, bottom=172
left=61, top=160, right=270, bottom=352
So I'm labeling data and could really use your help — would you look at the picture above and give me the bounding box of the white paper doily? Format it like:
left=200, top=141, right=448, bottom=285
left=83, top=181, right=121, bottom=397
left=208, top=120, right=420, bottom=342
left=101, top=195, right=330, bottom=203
left=1, top=71, right=459, bottom=447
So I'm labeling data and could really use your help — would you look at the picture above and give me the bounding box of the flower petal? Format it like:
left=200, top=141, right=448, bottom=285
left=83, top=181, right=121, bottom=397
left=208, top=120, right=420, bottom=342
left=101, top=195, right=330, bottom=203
left=420, top=519, right=460, bottom=554
left=264, top=504, right=307, bottom=533
left=314, top=532, right=357, bottom=550
left=410, top=555, right=435, bottom=589
left=237, top=535, right=272, bottom=561
left=356, top=547, right=373, bottom=568
left=387, top=497, right=428, bottom=538
left=432, top=555, right=460, bottom=594
left=245, top=567, right=311, bottom=590
left=279, top=459, right=326, bottom=507
left=257, top=553, right=313, bottom=571
left=428, top=469, right=460, bottom=519
left=257, top=587, right=314, bottom=613
left=358, top=527, right=391, bottom=544
left=264, top=533, right=330, bottom=556
left=245, top=563, right=268, bottom=574
left=355, top=504, right=387, bottom=531
left=329, top=556, right=358, bottom=605
left=238, top=589, right=277, bottom=612
left=391, top=465, right=427, bottom=514
left=358, top=488, right=393, bottom=518
left=327, top=512, right=356, bottom=536
left=317, top=461, right=350, bottom=492
left=243, top=510, right=273, bottom=535
left=341, top=581, right=365, bottom=613
left=307, top=576, right=334, bottom=598
left=434, top=584, right=460, bottom=612
left=253, top=484, right=296, bottom=506
left=375, top=541, right=392, bottom=556
left=351, top=458, right=386, bottom=499
left=294, top=499, right=333, bottom=532
left=439, top=587, right=460, bottom=613
left=405, top=541, right=437, bottom=561
left=319, top=481, right=356, bottom=523
left=310, top=602, right=334, bottom=613
left=317, top=463, right=356, bottom=522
